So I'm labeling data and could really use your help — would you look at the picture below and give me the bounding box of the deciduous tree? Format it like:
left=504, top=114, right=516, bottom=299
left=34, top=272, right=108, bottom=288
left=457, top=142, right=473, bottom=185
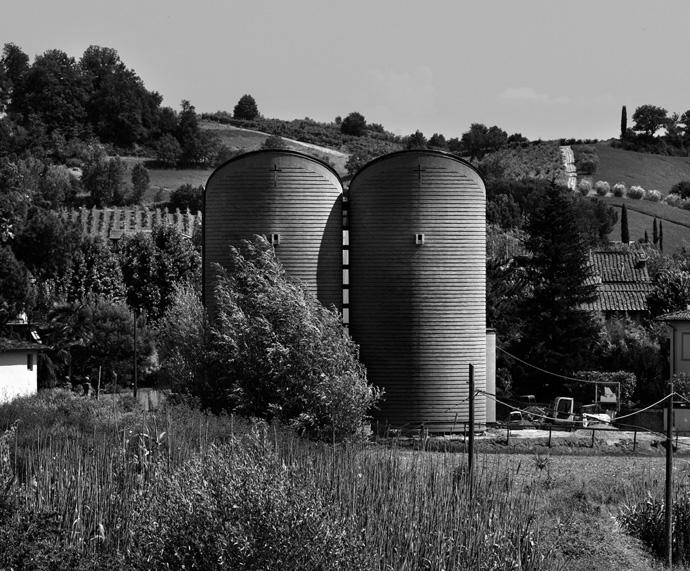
left=340, top=112, right=367, bottom=137
left=632, top=104, right=668, bottom=137
left=233, top=94, right=259, bottom=120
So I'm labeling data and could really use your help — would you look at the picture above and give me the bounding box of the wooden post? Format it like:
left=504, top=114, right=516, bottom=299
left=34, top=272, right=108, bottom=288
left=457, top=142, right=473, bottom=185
left=666, top=381, right=674, bottom=568
left=633, top=430, right=637, bottom=453
left=96, top=366, right=101, bottom=400
left=548, top=426, right=552, bottom=448
left=468, top=364, right=475, bottom=487
left=591, top=429, right=595, bottom=448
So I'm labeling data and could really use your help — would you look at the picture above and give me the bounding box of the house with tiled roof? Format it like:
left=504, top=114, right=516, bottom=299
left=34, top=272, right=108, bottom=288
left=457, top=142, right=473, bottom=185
left=581, top=245, right=653, bottom=319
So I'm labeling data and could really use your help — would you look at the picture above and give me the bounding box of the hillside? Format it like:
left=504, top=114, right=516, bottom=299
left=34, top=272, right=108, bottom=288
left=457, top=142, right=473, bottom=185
left=200, top=120, right=349, bottom=174
left=579, top=142, right=690, bottom=194
left=602, top=196, right=690, bottom=253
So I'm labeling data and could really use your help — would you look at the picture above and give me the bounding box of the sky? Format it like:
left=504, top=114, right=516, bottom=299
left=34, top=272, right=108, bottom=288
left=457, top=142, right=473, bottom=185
left=2, top=0, right=690, bottom=141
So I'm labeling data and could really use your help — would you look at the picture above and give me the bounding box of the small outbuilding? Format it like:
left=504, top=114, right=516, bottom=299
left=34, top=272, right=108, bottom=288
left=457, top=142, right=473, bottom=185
left=0, top=338, right=42, bottom=403
left=658, top=308, right=690, bottom=377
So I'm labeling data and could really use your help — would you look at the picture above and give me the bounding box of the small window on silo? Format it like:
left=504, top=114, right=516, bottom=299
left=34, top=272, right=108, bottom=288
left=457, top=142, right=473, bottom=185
left=27, top=353, right=33, bottom=371
left=415, top=233, right=425, bottom=246
left=270, top=233, right=281, bottom=246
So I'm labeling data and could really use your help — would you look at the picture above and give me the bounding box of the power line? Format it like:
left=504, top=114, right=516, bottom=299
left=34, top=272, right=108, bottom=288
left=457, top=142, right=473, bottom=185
left=496, top=346, right=601, bottom=384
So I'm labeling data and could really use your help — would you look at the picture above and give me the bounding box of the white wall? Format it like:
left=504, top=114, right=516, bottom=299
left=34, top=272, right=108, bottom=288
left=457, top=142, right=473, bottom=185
left=0, top=351, right=38, bottom=403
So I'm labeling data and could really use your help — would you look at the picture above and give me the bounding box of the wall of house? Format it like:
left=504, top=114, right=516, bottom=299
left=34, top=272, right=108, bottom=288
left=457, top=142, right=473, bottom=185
left=673, top=322, right=690, bottom=376
left=0, top=351, right=38, bottom=403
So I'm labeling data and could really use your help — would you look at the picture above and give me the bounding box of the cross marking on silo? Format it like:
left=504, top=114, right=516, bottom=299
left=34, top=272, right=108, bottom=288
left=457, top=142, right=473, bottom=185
left=415, top=164, right=427, bottom=184
left=270, top=164, right=282, bottom=187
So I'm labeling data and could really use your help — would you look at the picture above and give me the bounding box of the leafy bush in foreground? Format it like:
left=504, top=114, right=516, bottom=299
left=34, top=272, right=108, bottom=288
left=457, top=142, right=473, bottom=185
left=210, top=237, right=381, bottom=440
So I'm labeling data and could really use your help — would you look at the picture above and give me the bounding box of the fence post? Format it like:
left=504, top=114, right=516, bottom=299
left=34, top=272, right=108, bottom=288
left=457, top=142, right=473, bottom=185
left=591, top=429, right=595, bottom=448
left=468, top=364, right=475, bottom=489
left=633, top=430, right=637, bottom=453
left=548, top=426, right=552, bottom=448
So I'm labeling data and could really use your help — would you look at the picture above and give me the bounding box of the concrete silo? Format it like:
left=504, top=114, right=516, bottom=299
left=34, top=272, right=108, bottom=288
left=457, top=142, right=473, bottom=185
left=203, top=150, right=342, bottom=317
left=348, top=150, right=486, bottom=431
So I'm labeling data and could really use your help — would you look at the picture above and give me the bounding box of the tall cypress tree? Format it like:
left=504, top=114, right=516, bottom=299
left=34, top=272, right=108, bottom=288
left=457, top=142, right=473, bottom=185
left=515, top=185, right=598, bottom=396
left=644, top=230, right=649, bottom=243
left=621, top=105, right=627, bottom=139
left=652, top=217, right=658, bottom=244
left=621, top=203, right=630, bottom=243
left=659, top=221, right=664, bottom=252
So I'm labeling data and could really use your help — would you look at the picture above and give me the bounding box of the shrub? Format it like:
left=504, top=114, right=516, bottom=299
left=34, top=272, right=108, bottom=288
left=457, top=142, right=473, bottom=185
left=665, top=193, right=684, bottom=207
left=210, top=237, right=381, bottom=440
left=628, top=185, right=645, bottom=199
left=645, top=189, right=662, bottom=202
left=612, top=182, right=627, bottom=197
left=594, top=180, right=610, bottom=196
left=578, top=179, right=592, bottom=194
left=670, top=180, right=690, bottom=199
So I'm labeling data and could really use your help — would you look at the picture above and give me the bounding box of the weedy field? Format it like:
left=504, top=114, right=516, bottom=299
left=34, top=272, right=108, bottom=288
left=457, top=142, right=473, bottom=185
left=0, top=391, right=687, bottom=570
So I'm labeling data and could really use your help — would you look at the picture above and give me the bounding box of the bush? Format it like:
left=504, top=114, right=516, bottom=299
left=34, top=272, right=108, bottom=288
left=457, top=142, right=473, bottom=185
left=612, top=182, right=627, bottom=197
left=628, top=185, right=645, bottom=199
left=645, top=189, right=662, bottom=202
left=340, top=112, right=367, bottom=136
left=210, top=237, right=381, bottom=440
left=594, top=180, right=610, bottom=196
left=670, top=180, right=690, bottom=199
left=665, top=193, right=684, bottom=207
left=578, top=179, right=592, bottom=194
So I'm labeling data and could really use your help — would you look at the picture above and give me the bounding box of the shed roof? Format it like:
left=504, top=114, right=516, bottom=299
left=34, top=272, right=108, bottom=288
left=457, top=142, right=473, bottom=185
left=657, top=309, right=690, bottom=322
left=0, top=338, right=47, bottom=353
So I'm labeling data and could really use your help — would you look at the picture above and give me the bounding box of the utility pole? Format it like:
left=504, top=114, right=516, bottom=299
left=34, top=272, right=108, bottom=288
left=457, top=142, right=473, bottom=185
left=666, top=378, right=674, bottom=568
left=468, top=364, right=475, bottom=489
left=133, top=310, right=138, bottom=399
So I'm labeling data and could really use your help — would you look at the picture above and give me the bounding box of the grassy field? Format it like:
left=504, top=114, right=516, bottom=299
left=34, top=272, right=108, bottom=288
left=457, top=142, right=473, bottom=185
left=581, top=142, right=690, bottom=194
left=2, top=390, right=689, bottom=569
left=602, top=196, right=690, bottom=253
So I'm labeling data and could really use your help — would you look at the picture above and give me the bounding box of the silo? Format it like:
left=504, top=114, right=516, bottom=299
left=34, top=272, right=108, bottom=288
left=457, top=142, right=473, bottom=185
left=348, top=150, right=486, bottom=431
left=203, top=150, right=342, bottom=317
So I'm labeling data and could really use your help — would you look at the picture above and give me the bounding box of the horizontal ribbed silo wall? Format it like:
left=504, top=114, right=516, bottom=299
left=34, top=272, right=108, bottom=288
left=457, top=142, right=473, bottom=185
left=348, top=151, right=486, bottom=431
left=204, top=151, right=342, bottom=318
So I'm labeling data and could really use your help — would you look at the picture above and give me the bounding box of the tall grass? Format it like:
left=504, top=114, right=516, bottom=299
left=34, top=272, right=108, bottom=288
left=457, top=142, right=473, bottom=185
left=0, top=391, right=560, bottom=569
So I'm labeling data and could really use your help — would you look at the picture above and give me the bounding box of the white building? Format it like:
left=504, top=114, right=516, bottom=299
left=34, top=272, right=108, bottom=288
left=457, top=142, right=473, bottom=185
left=0, top=339, right=41, bottom=403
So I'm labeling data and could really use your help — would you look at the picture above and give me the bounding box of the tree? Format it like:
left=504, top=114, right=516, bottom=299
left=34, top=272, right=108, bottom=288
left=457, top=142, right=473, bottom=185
left=514, top=186, right=599, bottom=395
left=1, top=43, right=29, bottom=114
left=461, top=123, right=489, bottom=161
left=0, top=246, right=31, bottom=325
left=155, top=133, right=182, bottom=167
left=12, top=208, right=81, bottom=282
left=340, top=112, right=367, bottom=136
left=405, top=130, right=427, bottom=150
left=427, top=133, right=447, bottom=149
left=130, top=163, right=150, bottom=204
left=670, top=181, right=690, bottom=199
left=155, top=283, right=207, bottom=392
left=82, top=154, right=127, bottom=206
left=261, top=134, right=289, bottom=150
left=169, top=184, right=203, bottom=213
left=80, top=45, right=162, bottom=147
left=620, top=105, right=627, bottom=139
left=647, top=269, right=690, bottom=317
left=209, top=236, right=380, bottom=439
left=64, top=237, right=125, bottom=303
left=233, top=94, right=259, bottom=120
left=659, top=220, right=664, bottom=252
left=175, top=100, right=220, bottom=165
left=632, top=104, right=668, bottom=137
left=621, top=203, right=629, bottom=243
left=652, top=217, right=658, bottom=245
left=118, top=225, right=201, bottom=319
left=15, top=49, right=90, bottom=136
